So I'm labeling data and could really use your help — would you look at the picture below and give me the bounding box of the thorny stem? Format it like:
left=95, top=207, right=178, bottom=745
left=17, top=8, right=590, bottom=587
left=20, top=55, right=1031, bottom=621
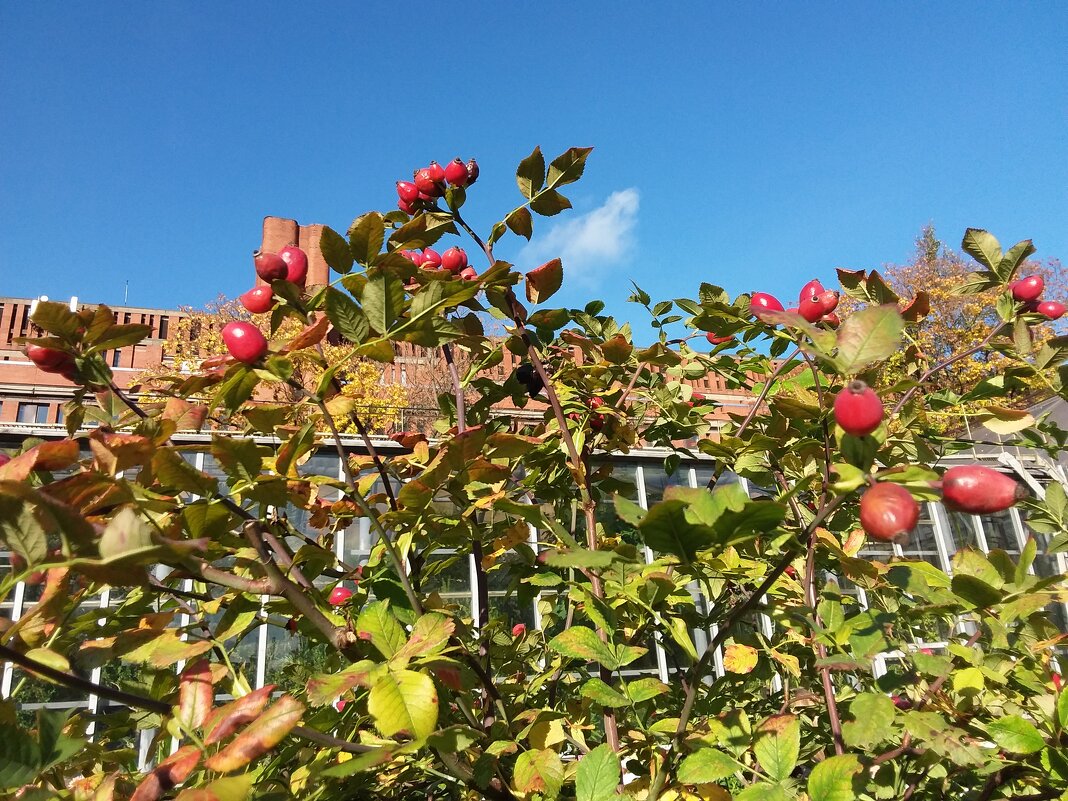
left=242, top=521, right=358, bottom=658
left=773, top=464, right=845, bottom=757
left=452, top=205, right=619, bottom=751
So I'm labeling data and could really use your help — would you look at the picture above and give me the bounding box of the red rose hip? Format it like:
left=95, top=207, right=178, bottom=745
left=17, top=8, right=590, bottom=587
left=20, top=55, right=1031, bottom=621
left=421, top=248, right=442, bottom=270
left=328, top=586, right=353, bottom=605
left=239, top=286, right=274, bottom=314
left=444, top=158, right=469, bottom=187
left=253, top=250, right=288, bottom=282
left=1037, top=300, right=1066, bottom=320
left=26, top=344, right=75, bottom=373
left=279, top=245, right=309, bottom=286
left=860, top=482, right=919, bottom=544
left=465, top=158, right=479, bottom=185
left=834, top=379, right=884, bottom=437
left=1011, top=275, right=1044, bottom=302
left=750, top=292, right=785, bottom=321
left=396, top=181, right=419, bottom=204
left=798, top=279, right=825, bottom=302
left=941, top=465, right=1027, bottom=514
left=441, top=247, right=468, bottom=273
left=221, top=321, right=268, bottom=364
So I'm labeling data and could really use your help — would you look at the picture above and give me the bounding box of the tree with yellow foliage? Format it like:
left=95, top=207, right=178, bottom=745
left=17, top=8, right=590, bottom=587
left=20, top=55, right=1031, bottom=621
left=139, top=295, right=409, bottom=433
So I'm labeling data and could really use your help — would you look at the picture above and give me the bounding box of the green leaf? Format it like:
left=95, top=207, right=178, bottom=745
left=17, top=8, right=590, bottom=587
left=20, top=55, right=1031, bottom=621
left=952, top=666, right=985, bottom=694
left=324, top=287, right=370, bottom=345
left=987, top=715, right=1045, bottom=754
left=505, top=207, right=533, bottom=240
left=637, top=499, right=717, bottom=561
left=736, top=785, right=791, bottom=801
left=677, top=748, right=740, bottom=784
left=549, top=627, right=618, bottom=669
left=355, top=601, right=408, bottom=659
left=753, top=714, right=800, bottom=783
left=320, top=226, right=354, bottom=274
left=29, top=301, right=81, bottom=340
left=0, top=495, right=48, bottom=565
left=392, top=612, right=454, bottom=662
left=362, top=273, right=406, bottom=334
left=961, top=228, right=1003, bottom=271
left=576, top=744, right=620, bottom=801
left=951, top=574, right=1003, bottom=608
left=98, top=507, right=156, bottom=560
left=514, top=749, right=564, bottom=800
left=580, top=678, right=630, bottom=708
left=546, top=146, right=593, bottom=189
left=530, top=189, right=572, bottom=217
left=368, top=669, right=438, bottom=741
left=624, top=677, right=669, bottom=703
left=526, top=258, right=563, bottom=304
left=0, top=721, right=42, bottom=789
left=842, top=693, right=895, bottom=749
left=808, top=753, right=862, bottom=801
left=85, top=324, right=152, bottom=354
left=349, top=212, right=384, bottom=267
left=516, top=146, right=546, bottom=199
left=835, top=304, right=904, bottom=374
left=999, top=238, right=1036, bottom=276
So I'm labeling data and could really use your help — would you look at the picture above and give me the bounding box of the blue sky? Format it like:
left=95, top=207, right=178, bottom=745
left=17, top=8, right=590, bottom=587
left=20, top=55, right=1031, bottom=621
left=2, top=3, right=1065, bottom=329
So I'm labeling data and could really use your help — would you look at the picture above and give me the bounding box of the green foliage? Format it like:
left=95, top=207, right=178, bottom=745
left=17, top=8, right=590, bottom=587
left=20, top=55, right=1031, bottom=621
left=1, top=147, right=1067, bottom=801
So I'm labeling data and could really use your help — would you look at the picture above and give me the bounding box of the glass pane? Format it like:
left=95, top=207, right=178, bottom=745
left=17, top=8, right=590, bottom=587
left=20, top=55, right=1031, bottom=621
left=643, top=464, right=691, bottom=506
left=898, top=518, right=942, bottom=569
left=980, top=511, right=1020, bottom=554
left=942, top=509, right=980, bottom=554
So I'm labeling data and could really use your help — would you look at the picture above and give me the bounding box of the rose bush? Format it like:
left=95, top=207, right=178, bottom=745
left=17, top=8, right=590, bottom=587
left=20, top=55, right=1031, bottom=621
left=2, top=146, right=1068, bottom=800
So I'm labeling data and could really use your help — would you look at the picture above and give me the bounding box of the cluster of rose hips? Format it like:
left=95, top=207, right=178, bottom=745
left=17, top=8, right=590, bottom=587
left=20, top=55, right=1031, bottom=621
left=1011, top=274, right=1065, bottom=320
left=706, top=278, right=841, bottom=347
left=752, top=279, right=841, bottom=326
left=569, top=396, right=607, bottom=430
left=222, top=245, right=311, bottom=364
left=395, top=158, right=479, bottom=215
left=833, top=378, right=1026, bottom=543
left=399, top=246, right=477, bottom=281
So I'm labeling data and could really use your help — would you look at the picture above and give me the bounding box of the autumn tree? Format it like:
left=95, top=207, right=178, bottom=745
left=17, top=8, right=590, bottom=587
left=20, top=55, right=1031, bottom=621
left=139, top=295, right=409, bottom=434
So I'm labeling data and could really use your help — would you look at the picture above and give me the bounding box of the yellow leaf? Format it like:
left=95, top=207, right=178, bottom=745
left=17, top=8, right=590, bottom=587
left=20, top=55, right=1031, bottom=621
left=723, top=644, right=758, bottom=674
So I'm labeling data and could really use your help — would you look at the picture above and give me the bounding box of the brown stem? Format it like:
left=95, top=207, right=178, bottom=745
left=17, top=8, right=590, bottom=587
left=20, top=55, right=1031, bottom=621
left=242, top=521, right=358, bottom=658
left=452, top=206, right=615, bottom=748
left=891, top=325, right=1003, bottom=417
left=734, top=349, right=801, bottom=439
left=0, top=641, right=170, bottom=714
left=191, top=561, right=274, bottom=595
left=263, top=526, right=315, bottom=591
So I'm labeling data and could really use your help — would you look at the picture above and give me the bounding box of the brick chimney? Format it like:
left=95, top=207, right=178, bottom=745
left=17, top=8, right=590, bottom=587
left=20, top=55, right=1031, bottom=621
left=259, top=216, right=330, bottom=287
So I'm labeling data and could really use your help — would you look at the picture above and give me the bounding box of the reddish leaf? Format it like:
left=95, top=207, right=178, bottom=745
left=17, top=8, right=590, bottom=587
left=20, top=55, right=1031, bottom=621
left=163, top=398, right=208, bottom=431
left=203, top=695, right=304, bottom=773
left=283, top=314, right=330, bottom=353
left=130, top=745, right=202, bottom=801
left=88, top=431, right=153, bottom=474
left=203, top=685, right=275, bottom=745
left=900, top=291, right=931, bottom=323
left=178, top=659, right=214, bottom=731
left=525, top=258, right=563, bottom=304
left=0, top=439, right=81, bottom=481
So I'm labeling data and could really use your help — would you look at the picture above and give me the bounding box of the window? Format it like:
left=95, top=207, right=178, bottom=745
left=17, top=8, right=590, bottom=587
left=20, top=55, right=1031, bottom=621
left=111, top=350, right=122, bottom=368
left=17, top=403, right=49, bottom=424
left=158, top=316, right=169, bottom=339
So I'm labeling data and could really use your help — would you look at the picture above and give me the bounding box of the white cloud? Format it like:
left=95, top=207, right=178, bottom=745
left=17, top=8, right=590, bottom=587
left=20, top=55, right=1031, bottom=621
left=519, top=188, right=639, bottom=281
